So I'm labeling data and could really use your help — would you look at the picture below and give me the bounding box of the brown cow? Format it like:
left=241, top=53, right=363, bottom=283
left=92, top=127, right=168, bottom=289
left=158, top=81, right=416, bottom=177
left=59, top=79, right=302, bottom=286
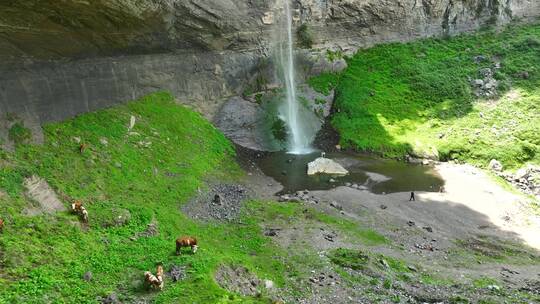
left=0, top=218, right=4, bottom=232
left=176, top=236, right=198, bottom=255
left=144, top=264, right=164, bottom=291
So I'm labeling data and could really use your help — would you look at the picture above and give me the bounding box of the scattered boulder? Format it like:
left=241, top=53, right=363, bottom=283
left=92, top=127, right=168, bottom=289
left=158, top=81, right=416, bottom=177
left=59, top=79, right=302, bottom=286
left=471, top=67, right=499, bottom=97
left=515, top=71, right=529, bottom=79
left=329, top=201, right=343, bottom=211
left=279, top=190, right=321, bottom=204
left=496, top=165, right=540, bottom=199
left=264, top=279, right=275, bottom=290
left=307, top=157, right=348, bottom=176
left=100, top=208, right=131, bottom=228
left=83, top=271, right=93, bottom=282
left=324, top=231, right=337, bottom=242
left=488, top=159, right=503, bottom=172
left=168, top=265, right=187, bottom=282
left=128, top=115, right=136, bottom=131
left=99, top=137, right=109, bottom=146
left=100, top=293, right=120, bottom=304
left=182, top=184, right=249, bottom=221
left=23, top=175, right=66, bottom=216
left=214, top=265, right=263, bottom=297
left=423, top=226, right=433, bottom=233
left=264, top=228, right=280, bottom=237
left=473, top=55, right=487, bottom=63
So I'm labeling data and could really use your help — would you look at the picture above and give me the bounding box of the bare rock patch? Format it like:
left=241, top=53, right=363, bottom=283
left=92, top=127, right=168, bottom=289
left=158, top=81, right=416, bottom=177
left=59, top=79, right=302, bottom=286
left=23, top=175, right=65, bottom=216
left=182, top=184, right=249, bottom=221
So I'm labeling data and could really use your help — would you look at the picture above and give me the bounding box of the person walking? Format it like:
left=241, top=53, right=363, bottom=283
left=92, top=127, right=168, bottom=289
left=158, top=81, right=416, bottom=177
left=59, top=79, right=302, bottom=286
left=409, top=191, right=415, bottom=201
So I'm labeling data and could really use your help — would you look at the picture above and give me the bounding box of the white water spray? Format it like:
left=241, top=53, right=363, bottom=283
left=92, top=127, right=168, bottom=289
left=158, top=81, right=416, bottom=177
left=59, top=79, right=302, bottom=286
left=277, top=0, right=312, bottom=154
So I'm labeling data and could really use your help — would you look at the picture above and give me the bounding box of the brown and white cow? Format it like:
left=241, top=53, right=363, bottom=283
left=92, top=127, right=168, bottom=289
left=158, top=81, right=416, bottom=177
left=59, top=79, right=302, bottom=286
left=71, top=200, right=89, bottom=223
left=176, top=236, right=198, bottom=255
left=144, top=264, right=164, bottom=291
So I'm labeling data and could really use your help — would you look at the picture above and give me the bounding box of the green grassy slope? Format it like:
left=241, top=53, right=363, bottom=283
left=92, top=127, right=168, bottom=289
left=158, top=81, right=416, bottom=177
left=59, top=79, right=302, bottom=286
left=0, top=92, right=386, bottom=303
left=311, top=23, right=540, bottom=169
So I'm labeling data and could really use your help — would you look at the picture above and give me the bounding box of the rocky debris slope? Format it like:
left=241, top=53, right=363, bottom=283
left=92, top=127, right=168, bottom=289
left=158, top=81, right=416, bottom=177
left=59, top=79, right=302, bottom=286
left=214, top=265, right=275, bottom=298
left=490, top=163, right=540, bottom=200
left=182, top=184, right=249, bottom=221
left=470, top=65, right=500, bottom=97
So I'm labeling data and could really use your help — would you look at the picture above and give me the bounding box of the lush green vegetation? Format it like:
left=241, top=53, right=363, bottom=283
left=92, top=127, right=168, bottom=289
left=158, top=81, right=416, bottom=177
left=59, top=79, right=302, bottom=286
left=8, top=122, right=32, bottom=145
left=0, top=92, right=389, bottom=303
left=310, top=23, right=540, bottom=169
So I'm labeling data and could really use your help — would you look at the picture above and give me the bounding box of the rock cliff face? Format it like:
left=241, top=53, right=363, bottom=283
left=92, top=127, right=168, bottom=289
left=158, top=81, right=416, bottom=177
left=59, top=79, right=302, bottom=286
left=0, top=0, right=538, bottom=125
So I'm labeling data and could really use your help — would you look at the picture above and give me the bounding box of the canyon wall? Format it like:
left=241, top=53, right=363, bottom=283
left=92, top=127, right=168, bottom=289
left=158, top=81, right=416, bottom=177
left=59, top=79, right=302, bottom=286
left=0, top=0, right=538, bottom=125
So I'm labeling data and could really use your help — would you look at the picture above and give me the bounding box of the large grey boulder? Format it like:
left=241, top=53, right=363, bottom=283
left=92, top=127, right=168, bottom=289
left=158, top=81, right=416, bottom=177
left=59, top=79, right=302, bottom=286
left=307, top=157, right=349, bottom=176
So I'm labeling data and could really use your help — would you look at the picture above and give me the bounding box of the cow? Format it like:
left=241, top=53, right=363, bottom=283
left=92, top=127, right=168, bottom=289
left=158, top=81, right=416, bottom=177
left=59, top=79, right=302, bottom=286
left=144, top=264, right=164, bottom=291
left=71, top=200, right=89, bottom=222
left=176, top=236, right=198, bottom=255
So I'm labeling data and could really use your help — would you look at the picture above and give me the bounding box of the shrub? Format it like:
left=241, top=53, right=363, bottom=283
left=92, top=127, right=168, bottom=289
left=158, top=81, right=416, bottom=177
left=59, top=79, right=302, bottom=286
left=297, top=24, right=313, bottom=49
left=8, top=122, right=31, bottom=144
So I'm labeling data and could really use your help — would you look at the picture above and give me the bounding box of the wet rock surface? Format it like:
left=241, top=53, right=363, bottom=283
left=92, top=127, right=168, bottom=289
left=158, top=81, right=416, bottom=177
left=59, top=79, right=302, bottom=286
left=182, top=184, right=249, bottom=221
left=214, top=96, right=269, bottom=152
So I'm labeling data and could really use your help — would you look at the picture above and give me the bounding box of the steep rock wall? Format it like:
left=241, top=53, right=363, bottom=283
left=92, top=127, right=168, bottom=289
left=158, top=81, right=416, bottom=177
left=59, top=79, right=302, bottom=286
left=0, top=0, right=538, bottom=126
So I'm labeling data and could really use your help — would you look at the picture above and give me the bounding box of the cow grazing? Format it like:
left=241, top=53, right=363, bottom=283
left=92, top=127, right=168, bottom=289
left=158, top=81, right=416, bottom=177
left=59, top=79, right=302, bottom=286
left=79, top=143, right=88, bottom=154
left=71, top=200, right=89, bottom=223
left=144, top=265, right=164, bottom=291
left=176, top=236, right=198, bottom=255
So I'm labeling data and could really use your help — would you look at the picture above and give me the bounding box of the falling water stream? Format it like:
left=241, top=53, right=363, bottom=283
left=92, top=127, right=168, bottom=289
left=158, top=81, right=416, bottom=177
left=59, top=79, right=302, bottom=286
left=278, top=0, right=312, bottom=154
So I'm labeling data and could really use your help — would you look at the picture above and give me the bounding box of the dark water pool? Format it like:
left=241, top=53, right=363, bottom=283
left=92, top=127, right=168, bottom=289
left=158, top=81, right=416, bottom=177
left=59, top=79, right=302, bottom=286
left=255, top=151, right=444, bottom=194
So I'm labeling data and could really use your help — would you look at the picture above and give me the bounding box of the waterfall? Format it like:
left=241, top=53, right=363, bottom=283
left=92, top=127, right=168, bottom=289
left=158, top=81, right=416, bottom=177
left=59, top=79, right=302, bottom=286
left=277, top=0, right=312, bottom=154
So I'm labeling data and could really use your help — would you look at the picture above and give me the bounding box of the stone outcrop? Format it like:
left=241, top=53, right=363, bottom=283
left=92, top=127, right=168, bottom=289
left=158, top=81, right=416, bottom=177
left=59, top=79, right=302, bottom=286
left=495, top=165, right=540, bottom=200
left=307, top=157, right=349, bottom=176
left=214, top=84, right=333, bottom=151
left=23, top=175, right=66, bottom=216
left=0, top=0, right=538, bottom=127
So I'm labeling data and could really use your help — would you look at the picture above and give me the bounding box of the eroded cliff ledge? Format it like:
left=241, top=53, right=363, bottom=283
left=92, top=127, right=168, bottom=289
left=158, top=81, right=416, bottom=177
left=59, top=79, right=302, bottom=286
left=0, top=0, right=538, bottom=125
